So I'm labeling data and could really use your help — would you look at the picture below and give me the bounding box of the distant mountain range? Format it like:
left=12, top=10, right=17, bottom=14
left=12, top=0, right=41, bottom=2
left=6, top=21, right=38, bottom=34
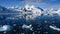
left=0, top=4, right=60, bottom=20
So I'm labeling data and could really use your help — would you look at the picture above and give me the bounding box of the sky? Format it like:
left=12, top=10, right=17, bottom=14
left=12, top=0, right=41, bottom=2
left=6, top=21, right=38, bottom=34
left=0, top=0, right=60, bottom=10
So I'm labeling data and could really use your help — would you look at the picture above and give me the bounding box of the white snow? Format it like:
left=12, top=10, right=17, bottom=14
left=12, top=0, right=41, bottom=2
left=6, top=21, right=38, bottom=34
left=1, top=4, right=60, bottom=20
left=0, top=25, right=12, bottom=31
left=24, top=4, right=42, bottom=20
left=49, top=25, right=60, bottom=31
left=22, top=24, right=33, bottom=30
left=2, top=25, right=8, bottom=31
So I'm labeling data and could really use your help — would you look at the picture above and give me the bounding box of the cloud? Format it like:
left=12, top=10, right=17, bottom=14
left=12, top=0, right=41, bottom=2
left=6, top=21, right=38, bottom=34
left=20, top=0, right=43, bottom=5
left=43, top=3, right=60, bottom=8
left=50, top=0, right=57, bottom=1
left=24, top=0, right=42, bottom=4
left=20, top=0, right=60, bottom=8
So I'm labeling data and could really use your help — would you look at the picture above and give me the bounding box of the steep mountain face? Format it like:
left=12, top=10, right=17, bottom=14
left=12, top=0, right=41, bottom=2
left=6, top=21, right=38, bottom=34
left=0, top=5, right=23, bottom=20
left=0, top=6, right=7, bottom=12
left=0, top=5, right=22, bottom=15
left=1, top=4, right=60, bottom=20
left=46, top=8, right=60, bottom=16
left=0, top=5, right=44, bottom=20
left=23, top=4, right=43, bottom=20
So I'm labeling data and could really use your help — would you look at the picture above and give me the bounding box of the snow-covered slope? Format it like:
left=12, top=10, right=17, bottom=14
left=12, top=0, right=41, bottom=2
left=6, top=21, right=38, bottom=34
left=42, top=8, right=60, bottom=16
left=24, top=4, right=43, bottom=20
left=0, top=4, right=60, bottom=20
left=0, top=5, right=24, bottom=20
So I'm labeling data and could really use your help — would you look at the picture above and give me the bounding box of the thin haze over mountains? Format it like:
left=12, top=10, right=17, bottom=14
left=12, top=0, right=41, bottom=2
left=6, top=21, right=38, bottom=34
left=0, top=0, right=60, bottom=10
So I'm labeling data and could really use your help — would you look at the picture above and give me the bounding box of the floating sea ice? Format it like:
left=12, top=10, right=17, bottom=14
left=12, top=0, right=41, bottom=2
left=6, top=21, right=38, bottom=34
left=49, top=25, right=60, bottom=31
left=0, top=25, right=13, bottom=32
left=22, top=24, right=33, bottom=30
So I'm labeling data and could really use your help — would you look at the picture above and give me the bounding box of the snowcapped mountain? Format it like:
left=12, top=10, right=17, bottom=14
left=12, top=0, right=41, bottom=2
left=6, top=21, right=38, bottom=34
left=6, top=4, right=43, bottom=20
left=23, top=4, right=43, bottom=20
left=8, top=6, right=23, bottom=11
left=0, top=4, right=60, bottom=20
left=47, top=8, right=60, bottom=16
left=0, top=5, right=23, bottom=20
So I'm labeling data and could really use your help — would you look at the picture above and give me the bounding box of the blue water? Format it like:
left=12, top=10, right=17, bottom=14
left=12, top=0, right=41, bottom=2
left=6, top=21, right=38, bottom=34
left=0, top=15, right=60, bottom=34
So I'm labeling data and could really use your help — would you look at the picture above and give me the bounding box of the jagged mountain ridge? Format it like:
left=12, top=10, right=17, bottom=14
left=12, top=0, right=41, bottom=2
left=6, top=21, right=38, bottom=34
left=0, top=4, right=60, bottom=20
